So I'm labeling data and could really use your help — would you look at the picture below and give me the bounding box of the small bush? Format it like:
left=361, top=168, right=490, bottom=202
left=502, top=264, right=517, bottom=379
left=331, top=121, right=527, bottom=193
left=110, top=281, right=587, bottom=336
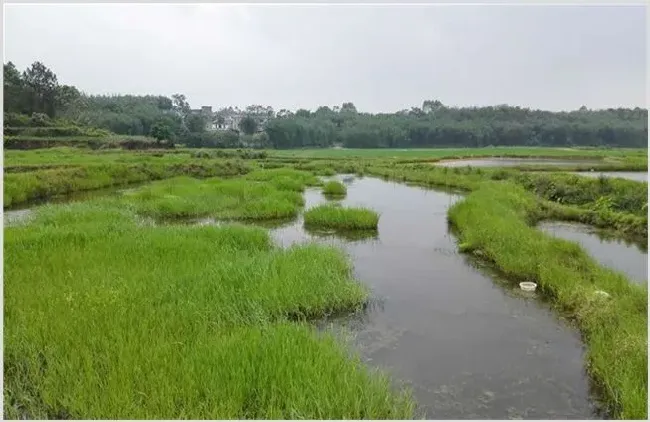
left=304, top=204, right=379, bottom=230
left=322, top=181, right=347, bottom=197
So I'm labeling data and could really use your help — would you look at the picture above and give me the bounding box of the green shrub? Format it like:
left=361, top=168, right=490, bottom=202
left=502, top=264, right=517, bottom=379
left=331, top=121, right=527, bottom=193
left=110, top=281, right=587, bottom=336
left=322, top=181, right=347, bottom=197
left=304, top=204, right=379, bottom=230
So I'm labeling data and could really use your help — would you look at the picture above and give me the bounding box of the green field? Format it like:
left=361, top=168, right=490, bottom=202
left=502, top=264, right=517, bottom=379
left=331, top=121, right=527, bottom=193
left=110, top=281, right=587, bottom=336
left=3, top=146, right=648, bottom=419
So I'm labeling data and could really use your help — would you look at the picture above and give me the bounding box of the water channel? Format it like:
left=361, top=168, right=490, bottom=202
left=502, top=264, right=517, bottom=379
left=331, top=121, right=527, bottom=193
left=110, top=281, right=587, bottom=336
left=268, top=175, right=599, bottom=419
left=538, top=221, right=647, bottom=285
left=431, top=158, right=647, bottom=182
left=433, top=157, right=604, bottom=168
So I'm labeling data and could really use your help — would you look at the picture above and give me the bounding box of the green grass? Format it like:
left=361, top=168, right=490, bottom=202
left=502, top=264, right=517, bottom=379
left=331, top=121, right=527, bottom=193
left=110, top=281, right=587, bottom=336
left=122, top=176, right=304, bottom=221
left=448, top=182, right=647, bottom=419
left=322, top=180, right=347, bottom=197
left=3, top=160, right=252, bottom=209
left=304, top=204, right=379, bottom=230
left=4, top=201, right=414, bottom=419
left=243, top=168, right=320, bottom=190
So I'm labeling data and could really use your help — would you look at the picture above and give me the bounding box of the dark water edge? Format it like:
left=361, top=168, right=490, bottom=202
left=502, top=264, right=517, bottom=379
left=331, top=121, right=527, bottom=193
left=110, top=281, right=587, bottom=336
left=538, top=221, right=648, bottom=285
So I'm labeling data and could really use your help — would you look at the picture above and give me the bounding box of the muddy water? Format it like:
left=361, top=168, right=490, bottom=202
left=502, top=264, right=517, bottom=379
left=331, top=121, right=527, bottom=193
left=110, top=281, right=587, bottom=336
left=434, top=157, right=604, bottom=168
left=571, top=171, right=648, bottom=182
left=271, top=176, right=598, bottom=419
left=539, top=221, right=648, bottom=285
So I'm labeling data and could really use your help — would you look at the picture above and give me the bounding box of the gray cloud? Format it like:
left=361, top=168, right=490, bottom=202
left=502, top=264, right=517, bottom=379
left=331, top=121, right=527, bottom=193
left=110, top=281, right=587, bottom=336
left=4, top=3, right=646, bottom=112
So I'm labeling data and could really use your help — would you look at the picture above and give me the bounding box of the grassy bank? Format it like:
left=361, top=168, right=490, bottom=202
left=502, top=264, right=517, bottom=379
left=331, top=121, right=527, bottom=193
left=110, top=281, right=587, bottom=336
left=304, top=204, right=380, bottom=230
left=447, top=182, right=647, bottom=419
left=4, top=201, right=414, bottom=419
left=3, top=160, right=252, bottom=208
left=243, top=168, right=321, bottom=191
left=122, top=174, right=306, bottom=221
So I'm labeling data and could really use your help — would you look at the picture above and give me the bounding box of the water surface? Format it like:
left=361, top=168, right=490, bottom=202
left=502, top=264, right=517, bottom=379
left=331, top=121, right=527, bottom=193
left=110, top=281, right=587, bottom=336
left=570, top=171, right=648, bottom=182
left=434, top=158, right=604, bottom=168
left=271, top=176, right=599, bottom=419
left=539, top=221, right=648, bottom=284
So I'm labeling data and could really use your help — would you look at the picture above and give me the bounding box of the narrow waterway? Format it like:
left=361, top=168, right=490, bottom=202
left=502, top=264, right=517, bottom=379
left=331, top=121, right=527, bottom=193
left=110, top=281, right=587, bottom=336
left=538, top=221, right=648, bottom=285
left=570, top=171, right=648, bottom=182
left=270, top=176, right=599, bottom=419
left=433, top=157, right=604, bottom=168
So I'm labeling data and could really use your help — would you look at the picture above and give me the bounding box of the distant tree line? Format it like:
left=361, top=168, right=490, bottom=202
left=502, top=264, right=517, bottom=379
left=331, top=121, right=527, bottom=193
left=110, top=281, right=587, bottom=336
left=4, top=61, right=648, bottom=149
left=264, top=102, right=648, bottom=149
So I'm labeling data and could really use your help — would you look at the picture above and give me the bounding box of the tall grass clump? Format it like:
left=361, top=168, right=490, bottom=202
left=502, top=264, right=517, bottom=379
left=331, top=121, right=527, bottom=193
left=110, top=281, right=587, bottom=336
left=122, top=176, right=304, bottom=221
left=322, top=180, right=347, bottom=197
left=448, top=181, right=647, bottom=419
left=304, top=204, right=379, bottom=230
left=511, top=171, right=648, bottom=216
left=3, top=160, right=252, bottom=208
left=4, top=202, right=414, bottom=419
left=244, top=168, right=320, bottom=191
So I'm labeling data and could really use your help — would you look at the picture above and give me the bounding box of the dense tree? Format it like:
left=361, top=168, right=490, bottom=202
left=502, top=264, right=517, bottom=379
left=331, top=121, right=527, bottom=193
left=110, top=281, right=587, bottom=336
left=150, top=118, right=175, bottom=141
left=238, top=115, right=258, bottom=135
left=56, top=85, right=81, bottom=111
left=340, top=102, right=357, bottom=114
left=4, top=62, right=27, bottom=114
left=172, top=94, right=191, bottom=117
left=262, top=102, right=648, bottom=149
left=186, top=113, right=207, bottom=133
left=4, top=60, right=647, bottom=150
left=22, top=61, right=60, bottom=117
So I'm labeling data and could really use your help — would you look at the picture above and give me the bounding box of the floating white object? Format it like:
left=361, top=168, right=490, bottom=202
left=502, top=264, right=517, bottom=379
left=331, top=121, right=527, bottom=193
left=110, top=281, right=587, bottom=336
left=519, top=282, right=537, bottom=292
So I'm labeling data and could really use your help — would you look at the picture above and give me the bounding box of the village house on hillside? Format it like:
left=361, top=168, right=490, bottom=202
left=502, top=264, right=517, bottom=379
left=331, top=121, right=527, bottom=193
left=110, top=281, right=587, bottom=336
left=190, top=106, right=272, bottom=133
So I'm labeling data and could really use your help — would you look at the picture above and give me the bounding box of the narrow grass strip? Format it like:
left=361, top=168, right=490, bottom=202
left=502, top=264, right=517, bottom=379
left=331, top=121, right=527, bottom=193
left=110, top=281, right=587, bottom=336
left=448, top=181, right=647, bottom=419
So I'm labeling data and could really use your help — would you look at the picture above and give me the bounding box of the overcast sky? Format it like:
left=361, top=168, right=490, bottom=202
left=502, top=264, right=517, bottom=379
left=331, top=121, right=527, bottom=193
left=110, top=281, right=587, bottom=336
left=3, top=3, right=647, bottom=112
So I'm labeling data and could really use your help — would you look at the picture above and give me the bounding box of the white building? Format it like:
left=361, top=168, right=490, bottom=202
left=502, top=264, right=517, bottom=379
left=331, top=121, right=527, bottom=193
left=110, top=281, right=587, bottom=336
left=191, top=106, right=270, bottom=133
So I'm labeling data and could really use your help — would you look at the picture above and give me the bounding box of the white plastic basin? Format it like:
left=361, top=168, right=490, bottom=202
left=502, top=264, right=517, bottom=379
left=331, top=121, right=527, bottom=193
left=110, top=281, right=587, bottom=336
left=519, top=282, right=537, bottom=292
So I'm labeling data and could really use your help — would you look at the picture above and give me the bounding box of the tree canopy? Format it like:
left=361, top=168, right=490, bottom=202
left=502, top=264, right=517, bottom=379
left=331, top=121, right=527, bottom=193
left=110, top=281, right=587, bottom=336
left=4, top=61, right=648, bottom=149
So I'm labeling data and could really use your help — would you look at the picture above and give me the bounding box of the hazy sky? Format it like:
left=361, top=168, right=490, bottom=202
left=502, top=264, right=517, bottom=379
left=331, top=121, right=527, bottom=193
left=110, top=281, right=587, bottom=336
left=3, top=3, right=647, bottom=112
